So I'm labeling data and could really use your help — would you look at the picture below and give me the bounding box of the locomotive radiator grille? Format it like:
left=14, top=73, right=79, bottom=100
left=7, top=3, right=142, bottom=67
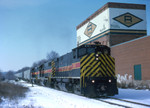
left=80, top=53, right=115, bottom=87
left=98, top=53, right=115, bottom=77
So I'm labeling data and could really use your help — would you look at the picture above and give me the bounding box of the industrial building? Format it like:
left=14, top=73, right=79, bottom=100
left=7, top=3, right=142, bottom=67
left=111, top=36, right=150, bottom=80
left=76, top=2, right=149, bottom=80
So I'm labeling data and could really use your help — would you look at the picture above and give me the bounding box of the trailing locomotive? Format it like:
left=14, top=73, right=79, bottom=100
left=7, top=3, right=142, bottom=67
left=31, top=43, right=118, bottom=97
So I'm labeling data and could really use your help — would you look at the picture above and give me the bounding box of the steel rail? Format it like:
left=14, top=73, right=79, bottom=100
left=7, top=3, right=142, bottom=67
left=97, top=99, right=131, bottom=108
left=107, top=97, right=150, bottom=107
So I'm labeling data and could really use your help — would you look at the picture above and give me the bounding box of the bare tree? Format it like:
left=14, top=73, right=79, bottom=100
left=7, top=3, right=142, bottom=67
left=31, top=51, right=59, bottom=68
left=47, top=51, right=59, bottom=61
left=32, top=62, right=38, bottom=67
left=38, top=59, right=47, bottom=66
left=6, top=70, right=15, bottom=80
left=32, top=59, right=47, bottom=68
left=0, top=69, right=3, bottom=81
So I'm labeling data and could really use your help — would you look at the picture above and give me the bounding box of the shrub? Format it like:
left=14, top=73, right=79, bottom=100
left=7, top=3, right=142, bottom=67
left=0, top=82, right=29, bottom=101
left=117, top=74, right=150, bottom=90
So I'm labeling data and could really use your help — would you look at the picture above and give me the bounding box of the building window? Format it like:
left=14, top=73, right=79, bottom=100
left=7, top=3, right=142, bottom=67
left=134, top=64, right=142, bottom=80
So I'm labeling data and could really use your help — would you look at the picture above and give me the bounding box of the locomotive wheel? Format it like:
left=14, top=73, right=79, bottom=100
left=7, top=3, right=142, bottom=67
left=54, top=81, right=59, bottom=90
left=66, top=83, right=73, bottom=92
left=73, top=84, right=81, bottom=95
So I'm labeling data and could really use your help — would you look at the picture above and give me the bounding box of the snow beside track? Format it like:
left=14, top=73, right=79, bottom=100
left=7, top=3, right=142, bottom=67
left=111, top=88, right=150, bottom=105
left=0, top=80, right=150, bottom=108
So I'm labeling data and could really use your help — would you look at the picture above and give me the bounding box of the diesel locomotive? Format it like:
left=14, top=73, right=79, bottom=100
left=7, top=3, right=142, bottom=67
left=31, top=43, right=118, bottom=97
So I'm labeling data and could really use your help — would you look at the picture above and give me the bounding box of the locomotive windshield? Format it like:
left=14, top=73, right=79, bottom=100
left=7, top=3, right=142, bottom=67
left=76, top=44, right=110, bottom=58
left=78, top=47, right=86, bottom=57
left=87, top=47, right=95, bottom=54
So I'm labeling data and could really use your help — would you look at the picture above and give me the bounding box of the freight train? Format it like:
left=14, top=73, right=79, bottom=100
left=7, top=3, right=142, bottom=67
left=29, top=43, right=118, bottom=97
left=15, top=69, right=30, bottom=81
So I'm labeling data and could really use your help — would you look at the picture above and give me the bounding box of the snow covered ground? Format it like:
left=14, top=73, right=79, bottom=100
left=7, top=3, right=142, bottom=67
left=112, top=88, right=150, bottom=105
left=0, top=80, right=150, bottom=108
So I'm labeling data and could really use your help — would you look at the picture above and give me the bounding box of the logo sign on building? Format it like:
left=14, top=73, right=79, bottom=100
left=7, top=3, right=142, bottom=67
left=84, top=22, right=96, bottom=38
left=113, top=12, right=143, bottom=27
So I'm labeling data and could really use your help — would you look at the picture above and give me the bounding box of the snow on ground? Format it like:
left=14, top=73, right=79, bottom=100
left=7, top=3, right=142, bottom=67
left=111, top=88, right=150, bottom=105
left=0, top=80, right=150, bottom=108
left=106, top=88, right=150, bottom=108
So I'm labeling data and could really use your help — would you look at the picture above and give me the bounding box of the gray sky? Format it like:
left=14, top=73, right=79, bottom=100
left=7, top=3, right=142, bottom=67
left=0, top=0, right=150, bottom=72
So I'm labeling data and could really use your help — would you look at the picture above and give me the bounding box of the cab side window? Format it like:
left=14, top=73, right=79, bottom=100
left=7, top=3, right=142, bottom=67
left=73, top=49, right=76, bottom=59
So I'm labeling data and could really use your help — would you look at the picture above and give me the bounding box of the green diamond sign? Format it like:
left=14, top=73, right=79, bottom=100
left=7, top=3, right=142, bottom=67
left=113, top=12, right=143, bottom=27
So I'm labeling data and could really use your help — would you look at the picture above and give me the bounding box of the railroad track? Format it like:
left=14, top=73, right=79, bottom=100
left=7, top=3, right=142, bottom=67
left=97, top=97, right=150, bottom=108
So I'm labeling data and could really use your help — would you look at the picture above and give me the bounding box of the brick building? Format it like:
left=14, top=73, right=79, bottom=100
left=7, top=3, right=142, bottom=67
left=111, top=36, right=150, bottom=80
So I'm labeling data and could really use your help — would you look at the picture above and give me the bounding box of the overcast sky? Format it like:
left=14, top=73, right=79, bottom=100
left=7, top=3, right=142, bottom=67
left=0, top=0, right=150, bottom=72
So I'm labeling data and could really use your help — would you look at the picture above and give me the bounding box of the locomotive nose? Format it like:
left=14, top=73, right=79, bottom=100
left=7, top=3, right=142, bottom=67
left=96, top=84, right=107, bottom=96
left=97, top=85, right=107, bottom=93
left=100, top=85, right=107, bottom=91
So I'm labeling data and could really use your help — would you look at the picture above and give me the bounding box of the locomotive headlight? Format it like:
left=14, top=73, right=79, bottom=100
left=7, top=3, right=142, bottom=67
left=96, top=54, right=98, bottom=57
left=108, top=79, right=111, bottom=83
left=96, top=54, right=99, bottom=60
left=92, top=80, right=95, bottom=83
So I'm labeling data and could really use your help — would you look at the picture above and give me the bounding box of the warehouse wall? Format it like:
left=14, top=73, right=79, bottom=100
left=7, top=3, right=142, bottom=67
left=110, top=34, right=145, bottom=46
left=111, top=36, right=150, bottom=80
left=85, top=35, right=109, bottom=46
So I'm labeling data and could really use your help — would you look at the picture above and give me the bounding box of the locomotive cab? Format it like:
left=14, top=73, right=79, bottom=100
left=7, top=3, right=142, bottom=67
left=73, top=44, right=111, bottom=59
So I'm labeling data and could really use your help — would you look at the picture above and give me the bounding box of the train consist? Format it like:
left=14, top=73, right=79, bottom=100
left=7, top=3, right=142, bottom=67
left=15, top=43, right=118, bottom=97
